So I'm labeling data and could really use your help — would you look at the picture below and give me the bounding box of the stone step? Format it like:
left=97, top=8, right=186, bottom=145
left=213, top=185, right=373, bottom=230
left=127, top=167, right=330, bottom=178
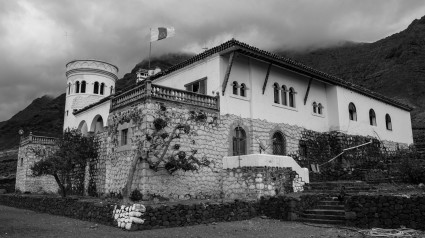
left=304, top=209, right=345, bottom=216
left=301, top=213, right=345, bottom=221
left=298, top=218, right=345, bottom=225
left=315, top=205, right=345, bottom=210
left=317, top=201, right=343, bottom=206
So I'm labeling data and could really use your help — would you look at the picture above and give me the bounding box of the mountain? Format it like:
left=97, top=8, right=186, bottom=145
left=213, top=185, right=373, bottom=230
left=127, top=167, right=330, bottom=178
left=0, top=94, right=65, bottom=150
left=2, top=15, right=425, bottom=152
left=276, top=16, right=425, bottom=127
left=116, top=53, right=194, bottom=93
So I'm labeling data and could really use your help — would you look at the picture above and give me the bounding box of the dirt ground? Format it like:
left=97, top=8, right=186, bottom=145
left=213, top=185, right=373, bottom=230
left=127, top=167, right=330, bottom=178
left=0, top=205, right=365, bottom=238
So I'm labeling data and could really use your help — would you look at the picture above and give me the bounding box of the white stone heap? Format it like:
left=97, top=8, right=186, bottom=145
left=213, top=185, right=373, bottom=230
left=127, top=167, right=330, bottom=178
left=113, top=204, right=146, bottom=230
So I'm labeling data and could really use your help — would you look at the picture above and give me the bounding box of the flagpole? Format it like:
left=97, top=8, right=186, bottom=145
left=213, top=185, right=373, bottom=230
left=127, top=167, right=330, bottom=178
left=149, top=27, right=152, bottom=71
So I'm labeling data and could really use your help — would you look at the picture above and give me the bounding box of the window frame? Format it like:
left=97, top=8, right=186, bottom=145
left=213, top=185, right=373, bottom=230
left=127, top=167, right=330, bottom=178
left=281, top=85, right=288, bottom=106
left=385, top=114, right=392, bottom=131
left=184, top=77, right=207, bottom=95
left=289, top=87, right=296, bottom=108
left=232, top=126, right=247, bottom=156
left=273, top=83, right=280, bottom=104
left=272, top=131, right=286, bottom=155
left=349, top=102, right=357, bottom=121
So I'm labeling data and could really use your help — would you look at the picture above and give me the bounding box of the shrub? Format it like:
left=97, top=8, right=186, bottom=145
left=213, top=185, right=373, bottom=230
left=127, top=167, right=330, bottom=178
left=398, top=150, right=425, bottom=184
left=130, top=189, right=143, bottom=201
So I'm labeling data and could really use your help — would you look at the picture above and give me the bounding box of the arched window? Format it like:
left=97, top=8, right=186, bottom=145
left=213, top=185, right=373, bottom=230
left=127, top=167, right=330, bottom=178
left=100, top=83, right=105, bottom=95
left=75, top=81, right=80, bottom=93
left=81, top=81, right=86, bottom=93
left=240, top=83, right=246, bottom=97
left=232, top=81, right=238, bottom=95
left=233, top=127, right=246, bottom=156
left=273, top=83, right=280, bottom=104
left=281, top=85, right=287, bottom=106
left=386, top=114, right=392, bottom=130
left=349, top=103, right=357, bottom=121
left=289, top=87, right=296, bottom=107
left=272, top=132, right=286, bottom=155
left=369, top=109, right=377, bottom=126
left=110, top=86, right=114, bottom=94
left=68, top=83, right=71, bottom=94
left=312, top=102, right=317, bottom=113
left=94, top=82, right=99, bottom=94
left=318, top=103, right=323, bottom=115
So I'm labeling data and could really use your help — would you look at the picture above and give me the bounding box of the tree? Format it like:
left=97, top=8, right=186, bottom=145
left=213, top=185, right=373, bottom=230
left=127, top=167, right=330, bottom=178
left=31, top=129, right=99, bottom=197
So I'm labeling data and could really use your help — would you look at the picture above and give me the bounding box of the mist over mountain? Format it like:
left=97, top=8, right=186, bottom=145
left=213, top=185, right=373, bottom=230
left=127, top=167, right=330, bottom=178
left=277, top=16, right=425, bottom=128
left=2, top=16, right=425, bottom=151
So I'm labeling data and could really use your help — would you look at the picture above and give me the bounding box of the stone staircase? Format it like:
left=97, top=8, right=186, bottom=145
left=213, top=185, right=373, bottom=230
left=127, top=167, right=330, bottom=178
left=299, top=196, right=346, bottom=225
left=299, top=181, right=376, bottom=225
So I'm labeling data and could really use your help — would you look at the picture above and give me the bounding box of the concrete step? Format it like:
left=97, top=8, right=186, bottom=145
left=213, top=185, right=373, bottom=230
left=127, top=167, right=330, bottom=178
left=298, top=218, right=345, bottom=225
left=304, top=209, right=345, bottom=216
left=301, top=213, right=345, bottom=221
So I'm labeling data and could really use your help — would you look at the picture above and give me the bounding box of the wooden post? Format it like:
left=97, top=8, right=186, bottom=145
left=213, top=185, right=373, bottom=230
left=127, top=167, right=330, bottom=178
left=303, top=77, right=313, bottom=105
left=222, top=52, right=236, bottom=96
left=262, top=64, right=272, bottom=95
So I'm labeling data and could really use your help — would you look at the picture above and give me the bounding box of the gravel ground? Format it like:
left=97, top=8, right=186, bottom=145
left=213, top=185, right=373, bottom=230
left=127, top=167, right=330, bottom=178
left=0, top=205, right=365, bottom=238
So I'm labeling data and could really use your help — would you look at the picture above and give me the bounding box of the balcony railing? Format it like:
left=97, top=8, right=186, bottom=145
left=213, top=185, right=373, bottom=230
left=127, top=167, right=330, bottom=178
left=20, top=133, right=57, bottom=146
left=111, top=80, right=220, bottom=111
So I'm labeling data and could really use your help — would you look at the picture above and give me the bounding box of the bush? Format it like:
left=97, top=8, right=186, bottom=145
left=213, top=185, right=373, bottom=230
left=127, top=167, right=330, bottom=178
left=399, top=151, right=425, bottom=184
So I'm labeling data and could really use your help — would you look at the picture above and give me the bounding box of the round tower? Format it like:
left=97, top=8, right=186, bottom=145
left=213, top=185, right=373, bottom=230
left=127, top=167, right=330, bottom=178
left=63, top=59, right=119, bottom=131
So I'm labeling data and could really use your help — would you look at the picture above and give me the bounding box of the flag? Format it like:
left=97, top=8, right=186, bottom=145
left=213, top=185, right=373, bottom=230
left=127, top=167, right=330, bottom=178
left=150, top=27, right=175, bottom=42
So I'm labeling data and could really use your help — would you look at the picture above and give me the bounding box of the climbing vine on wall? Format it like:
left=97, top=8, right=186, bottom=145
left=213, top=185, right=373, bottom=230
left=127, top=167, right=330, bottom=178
left=109, top=103, right=218, bottom=174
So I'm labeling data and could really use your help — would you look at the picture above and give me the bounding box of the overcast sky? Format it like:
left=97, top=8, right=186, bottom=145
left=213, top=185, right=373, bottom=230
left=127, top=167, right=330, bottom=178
left=0, top=0, right=424, bottom=121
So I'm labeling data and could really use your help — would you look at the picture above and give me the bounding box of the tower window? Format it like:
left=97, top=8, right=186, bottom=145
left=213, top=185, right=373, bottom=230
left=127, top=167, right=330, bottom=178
left=81, top=81, right=86, bottom=93
left=75, top=81, right=80, bottom=93
left=94, top=82, right=99, bottom=94
left=110, top=86, right=114, bottom=94
left=68, top=83, right=71, bottom=94
left=349, top=103, right=357, bottom=121
left=100, top=83, right=105, bottom=95
left=313, top=102, right=317, bottom=113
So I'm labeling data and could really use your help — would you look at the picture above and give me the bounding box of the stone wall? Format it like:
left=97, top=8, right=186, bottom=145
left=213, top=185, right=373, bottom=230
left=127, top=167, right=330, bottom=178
left=15, top=143, right=58, bottom=193
left=102, top=101, right=299, bottom=199
left=345, top=195, right=425, bottom=230
left=0, top=194, right=114, bottom=225
left=222, top=167, right=293, bottom=200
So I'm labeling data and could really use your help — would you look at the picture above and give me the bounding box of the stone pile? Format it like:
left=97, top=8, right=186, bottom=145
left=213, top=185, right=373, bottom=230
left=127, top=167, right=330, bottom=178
left=113, top=204, right=146, bottom=230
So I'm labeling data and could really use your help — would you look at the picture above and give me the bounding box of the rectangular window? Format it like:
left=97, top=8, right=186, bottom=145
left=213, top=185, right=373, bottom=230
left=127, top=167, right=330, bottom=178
left=121, top=129, right=128, bottom=146
left=185, top=77, right=207, bottom=94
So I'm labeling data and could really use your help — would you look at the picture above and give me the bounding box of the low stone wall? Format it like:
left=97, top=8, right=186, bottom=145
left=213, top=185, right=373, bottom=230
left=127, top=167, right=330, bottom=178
left=222, top=167, right=293, bottom=200
left=345, top=195, right=425, bottom=230
left=0, top=194, right=115, bottom=225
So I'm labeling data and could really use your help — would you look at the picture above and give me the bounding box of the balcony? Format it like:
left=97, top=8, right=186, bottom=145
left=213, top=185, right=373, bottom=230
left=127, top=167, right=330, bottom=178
left=111, top=81, right=220, bottom=112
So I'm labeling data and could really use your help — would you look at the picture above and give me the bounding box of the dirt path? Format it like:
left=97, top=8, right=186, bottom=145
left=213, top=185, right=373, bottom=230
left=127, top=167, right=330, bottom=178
left=0, top=205, right=362, bottom=238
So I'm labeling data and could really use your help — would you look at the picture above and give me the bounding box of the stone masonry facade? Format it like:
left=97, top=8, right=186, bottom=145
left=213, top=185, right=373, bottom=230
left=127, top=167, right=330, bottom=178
left=16, top=99, right=404, bottom=197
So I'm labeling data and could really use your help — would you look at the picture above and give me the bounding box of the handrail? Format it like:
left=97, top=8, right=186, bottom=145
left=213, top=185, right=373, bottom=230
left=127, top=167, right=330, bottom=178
left=110, top=80, right=219, bottom=111
left=20, top=134, right=57, bottom=146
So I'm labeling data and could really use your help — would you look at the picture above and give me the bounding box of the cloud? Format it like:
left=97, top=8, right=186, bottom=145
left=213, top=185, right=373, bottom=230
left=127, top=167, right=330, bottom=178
left=0, top=0, right=425, bottom=121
